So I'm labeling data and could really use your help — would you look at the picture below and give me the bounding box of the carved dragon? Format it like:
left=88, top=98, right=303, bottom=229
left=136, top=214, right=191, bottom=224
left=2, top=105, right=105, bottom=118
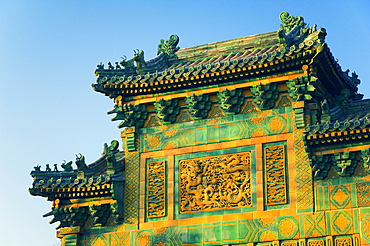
left=180, top=154, right=251, bottom=212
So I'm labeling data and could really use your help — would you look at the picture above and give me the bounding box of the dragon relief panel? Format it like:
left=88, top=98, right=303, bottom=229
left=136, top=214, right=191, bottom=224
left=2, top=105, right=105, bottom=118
left=147, top=161, right=166, bottom=218
left=264, top=145, right=288, bottom=205
left=179, top=152, right=252, bottom=213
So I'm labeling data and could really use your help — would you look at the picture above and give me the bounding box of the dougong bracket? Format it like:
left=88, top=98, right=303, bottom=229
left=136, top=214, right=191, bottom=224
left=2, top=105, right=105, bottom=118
left=154, top=98, right=180, bottom=124
left=107, top=103, right=147, bottom=129
left=286, top=75, right=317, bottom=102
left=185, top=94, right=212, bottom=119
left=43, top=207, right=89, bottom=229
left=311, top=155, right=333, bottom=180
left=89, top=204, right=111, bottom=226
left=333, top=152, right=358, bottom=177
left=217, top=88, right=244, bottom=114
left=250, top=83, right=278, bottom=110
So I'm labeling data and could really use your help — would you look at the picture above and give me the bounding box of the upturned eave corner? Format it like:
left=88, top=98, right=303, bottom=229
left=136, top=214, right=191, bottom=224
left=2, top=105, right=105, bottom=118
left=29, top=141, right=126, bottom=229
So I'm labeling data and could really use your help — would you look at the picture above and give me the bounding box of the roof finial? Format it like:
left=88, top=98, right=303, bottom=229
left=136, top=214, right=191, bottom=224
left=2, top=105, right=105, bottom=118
left=278, top=12, right=320, bottom=47
left=279, top=12, right=306, bottom=33
left=157, top=34, right=180, bottom=58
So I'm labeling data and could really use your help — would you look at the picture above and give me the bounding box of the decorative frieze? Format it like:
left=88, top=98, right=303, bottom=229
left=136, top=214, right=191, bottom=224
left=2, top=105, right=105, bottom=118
left=308, top=240, right=325, bottom=246
left=264, top=145, right=287, bottom=205
left=147, top=161, right=166, bottom=218
left=335, top=237, right=353, bottom=246
left=179, top=152, right=252, bottom=213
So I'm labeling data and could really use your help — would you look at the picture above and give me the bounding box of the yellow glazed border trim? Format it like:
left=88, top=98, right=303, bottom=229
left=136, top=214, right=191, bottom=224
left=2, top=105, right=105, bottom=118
left=313, top=144, right=370, bottom=156
left=139, top=133, right=295, bottom=229
left=117, top=73, right=305, bottom=105
left=141, top=133, right=292, bottom=159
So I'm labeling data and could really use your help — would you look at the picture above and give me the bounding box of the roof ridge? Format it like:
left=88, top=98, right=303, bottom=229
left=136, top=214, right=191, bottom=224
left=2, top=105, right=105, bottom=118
left=176, top=31, right=278, bottom=60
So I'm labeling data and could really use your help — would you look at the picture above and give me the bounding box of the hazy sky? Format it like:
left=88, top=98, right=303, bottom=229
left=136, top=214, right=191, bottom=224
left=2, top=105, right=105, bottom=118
left=1, top=1, right=369, bottom=245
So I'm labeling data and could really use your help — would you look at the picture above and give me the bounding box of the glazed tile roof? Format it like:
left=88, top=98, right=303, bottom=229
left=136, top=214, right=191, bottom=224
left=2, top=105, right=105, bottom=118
left=306, top=99, right=370, bottom=143
left=93, top=10, right=348, bottom=99
left=92, top=14, right=360, bottom=102
left=92, top=30, right=320, bottom=97
left=29, top=153, right=124, bottom=199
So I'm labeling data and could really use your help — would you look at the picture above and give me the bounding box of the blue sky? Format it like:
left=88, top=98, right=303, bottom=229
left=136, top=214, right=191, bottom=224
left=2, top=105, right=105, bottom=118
left=1, top=1, right=369, bottom=245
